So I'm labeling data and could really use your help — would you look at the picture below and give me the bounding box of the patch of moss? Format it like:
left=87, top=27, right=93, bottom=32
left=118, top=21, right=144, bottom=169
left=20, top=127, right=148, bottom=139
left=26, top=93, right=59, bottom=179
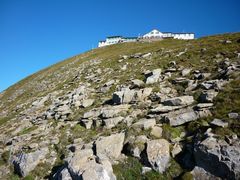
left=162, top=124, right=184, bottom=141
left=180, top=172, right=193, bottom=180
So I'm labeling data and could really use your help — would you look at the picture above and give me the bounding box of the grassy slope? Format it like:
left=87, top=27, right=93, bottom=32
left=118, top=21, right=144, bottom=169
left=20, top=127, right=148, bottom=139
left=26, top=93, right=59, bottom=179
left=0, top=32, right=240, bottom=179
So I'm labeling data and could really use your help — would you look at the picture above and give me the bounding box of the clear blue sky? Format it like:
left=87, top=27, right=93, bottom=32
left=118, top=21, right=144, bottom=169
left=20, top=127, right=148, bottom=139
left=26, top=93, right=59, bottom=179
left=0, top=0, right=240, bottom=92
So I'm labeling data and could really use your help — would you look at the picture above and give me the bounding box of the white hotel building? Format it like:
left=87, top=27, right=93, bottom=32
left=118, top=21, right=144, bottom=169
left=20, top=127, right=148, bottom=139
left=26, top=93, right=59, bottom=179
left=98, top=29, right=194, bottom=47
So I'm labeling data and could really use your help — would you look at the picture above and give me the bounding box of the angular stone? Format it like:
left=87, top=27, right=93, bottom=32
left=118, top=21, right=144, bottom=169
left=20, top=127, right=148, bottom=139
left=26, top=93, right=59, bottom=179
left=150, top=104, right=183, bottom=113
left=150, top=126, right=163, bottom=138
left=145, top=69, right=162, bottom=84
left=195, top=103, right=214, bottom=109
left=181, top=68, right=191, bottom=76
left=191, top=166, right=221, bottom=180
left=81, top=99, right=94, bottom=108
left=131, top=79, right=145, bottom=89
left=210, top=119, right=228, bottom=128
left=112, top=89, right=135, bottom=104
left=228, top=112, right=239, bottom=119
left=146, top=139, right=170, bottom=173
left=165, top=108, right=198, bottom=126
left=102, top=116, right=124, bottom=129
left=80, top=119, right=93, bottom=129
left=101, top=105, right=130, bottom=119
left=83, top=109, right=101, bottom=119
left=163, top=96, right=194, bottom=106
left=132, top=118, right=156, bottom=130
left=13, top=147, right=49, bottom=177
left=95, top=133, right=125, bottom=160
left=200, top=90, right=218, bottom=103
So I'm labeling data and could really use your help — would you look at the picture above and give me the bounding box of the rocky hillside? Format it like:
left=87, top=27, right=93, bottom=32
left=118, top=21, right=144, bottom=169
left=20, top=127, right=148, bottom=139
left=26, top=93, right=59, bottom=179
left=0, top=33, right=240, bottom=180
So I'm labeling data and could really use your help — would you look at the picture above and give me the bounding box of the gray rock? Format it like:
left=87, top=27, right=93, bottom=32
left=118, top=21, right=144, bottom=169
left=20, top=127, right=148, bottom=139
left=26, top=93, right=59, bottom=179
left=150, top=126, right=163, bottom=138
left=163, top=96, right=194, bottom=106
left=81, top=119, right=93, bottom=129
left=142, top=52, right=152, bottom=59
left=13, top=147, right=49, bottom=177
left=142, top=167, right=152, bottom=174
left=181, top=68, right=192, bottom=76
left=81, top=99, right=94, bottom=108
left=194, top=136, right=240, bottom=179
left=81, top=161, right=116, bottom=180
left=112, top=88, right=135, bottom=104
left=132, top=118, right=156, bottom=130
left=210, top=119, right=228, bottom=128
left=56, top=168, right=72, bottom=180
left=145, top=69, right=162, bottom=84
left=66, top=148, right=116, bottom=180
left=228, top=112, right=239, bottom=119
left=146, top=139, right=170, bottom=173
left=131, top=79, right=145, bottom=89
left=195, top=103, right=214, bottom=109
left=150, top=104, right=183, bottom=113
left=191, top=166, right=221, bottom=180
left=95, top=133, right=125, bottom=160
left=171, top=143, right=182, bottom=158
left=164, top=107, right=198, bottom=126
left=101, top=105, right=130, bottom=118
left=83, top=109, right=101, bottom=119
left=200, top=90, right=218, bottom=103
left=102, top=116, right=124, bottom=129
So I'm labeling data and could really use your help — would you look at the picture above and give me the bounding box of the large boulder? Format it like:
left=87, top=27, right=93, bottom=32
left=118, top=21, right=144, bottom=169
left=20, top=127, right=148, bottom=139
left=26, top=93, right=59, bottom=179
left=13, top=147, right=49, bottom=177
left=164, top=107, right=199, bottom=126
left=146, top=139, right=170, bottom=173
left=95, top=133, right=125, bottom=160
left=58, top=148, right=116, bottom=180
left=194, top=136, right=240, bottom=179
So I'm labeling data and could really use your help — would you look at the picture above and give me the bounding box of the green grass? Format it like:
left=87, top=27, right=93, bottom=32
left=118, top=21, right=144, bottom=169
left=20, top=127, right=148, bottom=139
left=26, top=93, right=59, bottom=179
left=17, top=126, right=38, bottom=136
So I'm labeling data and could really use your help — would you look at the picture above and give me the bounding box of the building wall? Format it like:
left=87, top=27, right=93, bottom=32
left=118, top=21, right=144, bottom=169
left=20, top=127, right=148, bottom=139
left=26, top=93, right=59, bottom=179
left=173, top=33, right=194, bottom=40
left=143, top=29, right=163, bottom=39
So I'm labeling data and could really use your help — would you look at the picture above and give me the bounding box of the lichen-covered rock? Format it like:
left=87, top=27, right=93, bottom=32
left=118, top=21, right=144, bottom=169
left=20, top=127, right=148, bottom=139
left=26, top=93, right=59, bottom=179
left=146, top=139, right=170, bottom=173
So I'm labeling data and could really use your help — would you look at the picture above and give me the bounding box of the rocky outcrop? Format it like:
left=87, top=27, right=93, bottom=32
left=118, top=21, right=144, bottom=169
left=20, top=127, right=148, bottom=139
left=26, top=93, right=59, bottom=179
left=194, top=136, right=240, bottom=179
left=12, top=147, right=49, bottom=177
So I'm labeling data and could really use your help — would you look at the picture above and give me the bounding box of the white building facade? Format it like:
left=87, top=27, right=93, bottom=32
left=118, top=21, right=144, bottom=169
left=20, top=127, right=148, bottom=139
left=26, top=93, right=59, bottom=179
left=98, top=36, right=138, bottom=47
left=142, top=29, right=194, bottom=40
left=98, top=29, right=195, bottom=47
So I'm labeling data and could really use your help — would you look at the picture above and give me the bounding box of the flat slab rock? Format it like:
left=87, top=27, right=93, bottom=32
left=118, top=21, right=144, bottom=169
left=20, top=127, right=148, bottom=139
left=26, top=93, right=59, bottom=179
left=132, top=118, right=156, bottom=130
left=164, top=107, right=199, bottom=126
